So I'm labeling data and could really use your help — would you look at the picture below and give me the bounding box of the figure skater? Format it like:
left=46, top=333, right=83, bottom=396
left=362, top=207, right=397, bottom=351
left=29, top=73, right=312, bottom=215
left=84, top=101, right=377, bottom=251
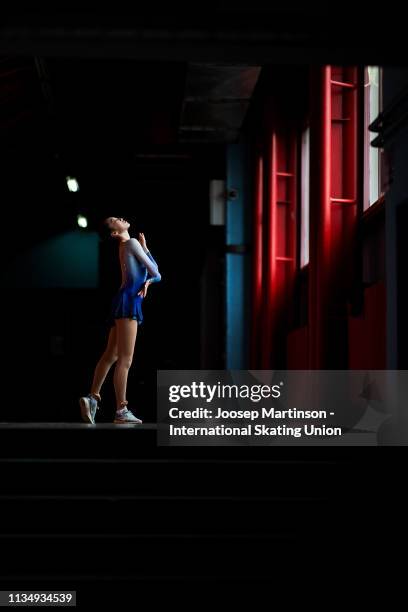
left=79, top=217, right=161, bottom=424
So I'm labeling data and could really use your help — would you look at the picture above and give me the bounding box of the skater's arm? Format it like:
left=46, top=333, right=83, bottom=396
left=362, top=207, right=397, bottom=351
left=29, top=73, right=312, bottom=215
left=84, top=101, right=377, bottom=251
left=144, top=250, right=162, bottom=284
left=129, top=238, right=162, bottom=283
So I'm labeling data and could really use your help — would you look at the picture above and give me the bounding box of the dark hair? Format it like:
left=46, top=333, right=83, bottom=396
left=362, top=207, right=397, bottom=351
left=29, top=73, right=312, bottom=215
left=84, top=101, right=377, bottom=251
left=98, top=218, right=113, bottom=242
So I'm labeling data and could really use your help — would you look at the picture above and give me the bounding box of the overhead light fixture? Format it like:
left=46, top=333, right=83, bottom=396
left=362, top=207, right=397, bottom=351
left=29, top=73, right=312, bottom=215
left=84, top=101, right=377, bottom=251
left=66, top=176, right=79, bottom=192
left=77, top=214, right=88, bottom=228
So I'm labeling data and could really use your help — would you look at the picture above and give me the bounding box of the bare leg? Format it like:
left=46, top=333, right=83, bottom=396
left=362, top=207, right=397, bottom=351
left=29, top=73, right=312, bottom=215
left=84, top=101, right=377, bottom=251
left=113, top=318, right=138, bottom=410
left=90, top=326, right=118, bottom=398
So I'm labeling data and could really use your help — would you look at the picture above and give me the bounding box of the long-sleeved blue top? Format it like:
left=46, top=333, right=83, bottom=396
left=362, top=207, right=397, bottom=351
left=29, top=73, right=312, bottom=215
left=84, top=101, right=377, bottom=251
left=119, top=237, right=161, bottom=293
left=107, top=237, right=161, bottom=327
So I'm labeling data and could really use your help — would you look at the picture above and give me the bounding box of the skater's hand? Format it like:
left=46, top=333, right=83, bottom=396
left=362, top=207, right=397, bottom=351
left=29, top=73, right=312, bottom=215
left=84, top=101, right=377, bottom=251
left=138, top=232, right=148, bottom=251
left=137, top=281, right=150, bottom=298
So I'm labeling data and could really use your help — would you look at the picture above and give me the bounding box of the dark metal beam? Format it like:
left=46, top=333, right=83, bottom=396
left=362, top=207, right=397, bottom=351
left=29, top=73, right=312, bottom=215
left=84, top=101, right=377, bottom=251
left=0, top=23, right=406, bottom=64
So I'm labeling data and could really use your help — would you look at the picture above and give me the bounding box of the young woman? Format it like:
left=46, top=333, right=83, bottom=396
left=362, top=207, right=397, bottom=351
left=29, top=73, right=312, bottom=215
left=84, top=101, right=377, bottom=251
left=79, top=217, right=161, bottom=424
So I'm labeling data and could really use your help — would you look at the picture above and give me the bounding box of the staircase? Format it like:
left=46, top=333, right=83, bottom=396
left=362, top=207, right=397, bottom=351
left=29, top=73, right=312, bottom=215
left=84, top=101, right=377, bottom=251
left=0, top=422, right=383, bottom=604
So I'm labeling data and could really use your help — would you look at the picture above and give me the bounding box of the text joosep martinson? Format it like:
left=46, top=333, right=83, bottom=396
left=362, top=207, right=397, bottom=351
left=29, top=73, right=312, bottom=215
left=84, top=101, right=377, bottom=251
left=165, top=381, right=341, bottom=438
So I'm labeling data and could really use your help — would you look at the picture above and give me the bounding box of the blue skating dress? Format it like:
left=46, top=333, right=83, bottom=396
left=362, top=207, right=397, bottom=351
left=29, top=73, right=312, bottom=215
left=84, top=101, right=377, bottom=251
left=107, top=238, right=161, bottom=327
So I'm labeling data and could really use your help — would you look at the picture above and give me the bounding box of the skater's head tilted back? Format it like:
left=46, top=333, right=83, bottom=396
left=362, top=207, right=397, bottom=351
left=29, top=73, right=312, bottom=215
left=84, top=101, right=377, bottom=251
left=101, top=217, right=131, bottom=242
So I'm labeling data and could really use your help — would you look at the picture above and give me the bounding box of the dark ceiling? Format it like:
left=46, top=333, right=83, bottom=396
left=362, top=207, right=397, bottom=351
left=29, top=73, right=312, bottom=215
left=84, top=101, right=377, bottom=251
left=0, top=55, right=262, bottom=148
left=47, top=58, right=187, bottom=152
left=1, top=4, right=406, bottom=64
left=1, top=54, right=259, bottom=247
left=1, top=3, right=406, bottom=249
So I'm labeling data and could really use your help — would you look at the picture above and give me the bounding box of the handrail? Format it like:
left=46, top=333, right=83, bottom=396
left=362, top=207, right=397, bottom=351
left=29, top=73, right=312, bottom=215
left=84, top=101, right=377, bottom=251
left=369, top=83, right=408, bottom=147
